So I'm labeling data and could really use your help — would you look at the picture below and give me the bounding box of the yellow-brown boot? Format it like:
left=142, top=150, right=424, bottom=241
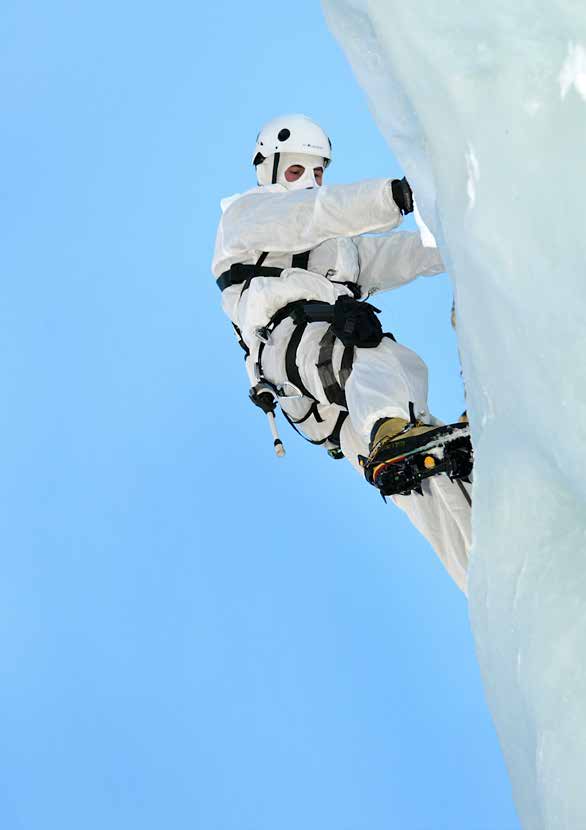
left=362, top=415, right=472, bottom=494
left=362, top=418, right=441, bottom=487
left=364, top=417, right=438, bottom=485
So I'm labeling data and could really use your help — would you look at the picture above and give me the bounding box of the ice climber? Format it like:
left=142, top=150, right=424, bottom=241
left=211, top=114, right=472, bottom=592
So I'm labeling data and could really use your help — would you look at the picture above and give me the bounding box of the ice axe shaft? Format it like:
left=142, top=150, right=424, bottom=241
left=267, top=411, right=286, bottom=457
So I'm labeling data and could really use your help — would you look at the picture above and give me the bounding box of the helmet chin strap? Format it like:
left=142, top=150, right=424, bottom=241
left=271, top=153, right=280, bottom=185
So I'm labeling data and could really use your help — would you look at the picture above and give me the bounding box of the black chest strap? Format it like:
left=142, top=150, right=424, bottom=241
left=217, top=263, right=283, bottom=292
left=291, top=250, right=311, bottom=269
left=218, top=250, right=313, bottom=293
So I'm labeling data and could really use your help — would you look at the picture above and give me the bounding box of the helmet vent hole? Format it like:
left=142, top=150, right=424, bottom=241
left=277, top=128, right=291, bottom=141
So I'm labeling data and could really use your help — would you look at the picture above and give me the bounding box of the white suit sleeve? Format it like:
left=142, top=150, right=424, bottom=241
left=354, top=231, right=445, bottom=296
left=220, top=179, right=402, bottom=259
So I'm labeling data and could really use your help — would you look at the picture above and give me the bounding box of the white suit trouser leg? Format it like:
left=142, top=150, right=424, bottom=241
left=338, top=412, right=470, bottom=595
left=261, top=321, right=471, bottom=592
left=343, top=336, right=431, bottom=441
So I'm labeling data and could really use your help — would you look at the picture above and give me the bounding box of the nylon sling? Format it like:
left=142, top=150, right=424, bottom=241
left=316, top=327, right=355, bottom=408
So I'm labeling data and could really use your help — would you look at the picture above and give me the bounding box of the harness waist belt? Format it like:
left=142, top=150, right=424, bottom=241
left=255, top=299, right=336, bottom=344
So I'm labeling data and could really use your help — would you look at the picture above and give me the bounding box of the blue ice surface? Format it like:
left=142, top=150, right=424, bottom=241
left=325, top=0, right=586, bottom=827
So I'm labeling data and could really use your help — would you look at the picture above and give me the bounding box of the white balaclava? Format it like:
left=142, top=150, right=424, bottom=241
left=277, top=152, right=325, bottom=190
left=256, top=152, right=325, bottom=190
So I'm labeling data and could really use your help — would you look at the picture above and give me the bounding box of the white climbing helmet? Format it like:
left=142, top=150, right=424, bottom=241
left=253, top=114, right=332, bottom=186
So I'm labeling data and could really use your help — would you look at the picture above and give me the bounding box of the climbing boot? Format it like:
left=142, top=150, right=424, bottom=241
left=364, top=417, right=437, bottom=484
left=361, top=416, right=472, bottom=496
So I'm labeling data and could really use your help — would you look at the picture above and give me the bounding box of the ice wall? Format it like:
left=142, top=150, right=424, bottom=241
left=322, top=2, right=586, bottom=828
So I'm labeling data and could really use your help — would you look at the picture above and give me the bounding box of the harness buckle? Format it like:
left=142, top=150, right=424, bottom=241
left=255, top=326, right=272, bottom=344
left=275, top=382, right=304, bottom=400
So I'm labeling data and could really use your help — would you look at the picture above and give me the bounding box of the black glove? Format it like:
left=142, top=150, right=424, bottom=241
left=332, top=296, right=383, bottom=348
left=249, top=384, right=276, bottom=414
left=391, top=177, right=414, bottom=215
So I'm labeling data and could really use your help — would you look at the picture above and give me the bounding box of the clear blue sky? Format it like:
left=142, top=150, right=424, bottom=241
left=2, top=1, right=520, bottom=828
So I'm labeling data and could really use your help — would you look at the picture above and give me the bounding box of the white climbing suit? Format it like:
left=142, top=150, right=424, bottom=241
left=211, top=178, right=471, bottom=593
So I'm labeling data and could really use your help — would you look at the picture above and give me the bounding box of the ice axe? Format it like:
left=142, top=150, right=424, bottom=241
left=249, top=382, right=286, bottom=457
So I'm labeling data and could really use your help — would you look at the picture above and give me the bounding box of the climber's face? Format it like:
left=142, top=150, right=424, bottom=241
left=284, top=163, right=324, bottom=187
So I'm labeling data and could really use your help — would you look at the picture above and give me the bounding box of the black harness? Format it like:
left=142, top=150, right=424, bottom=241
left=217, top=252, right=390, bottom=455
left=255, top=299, right=357, bottom=395
left=216, top=250, right=312, bottom=293
left=216, top=262, right=282, bottom=293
